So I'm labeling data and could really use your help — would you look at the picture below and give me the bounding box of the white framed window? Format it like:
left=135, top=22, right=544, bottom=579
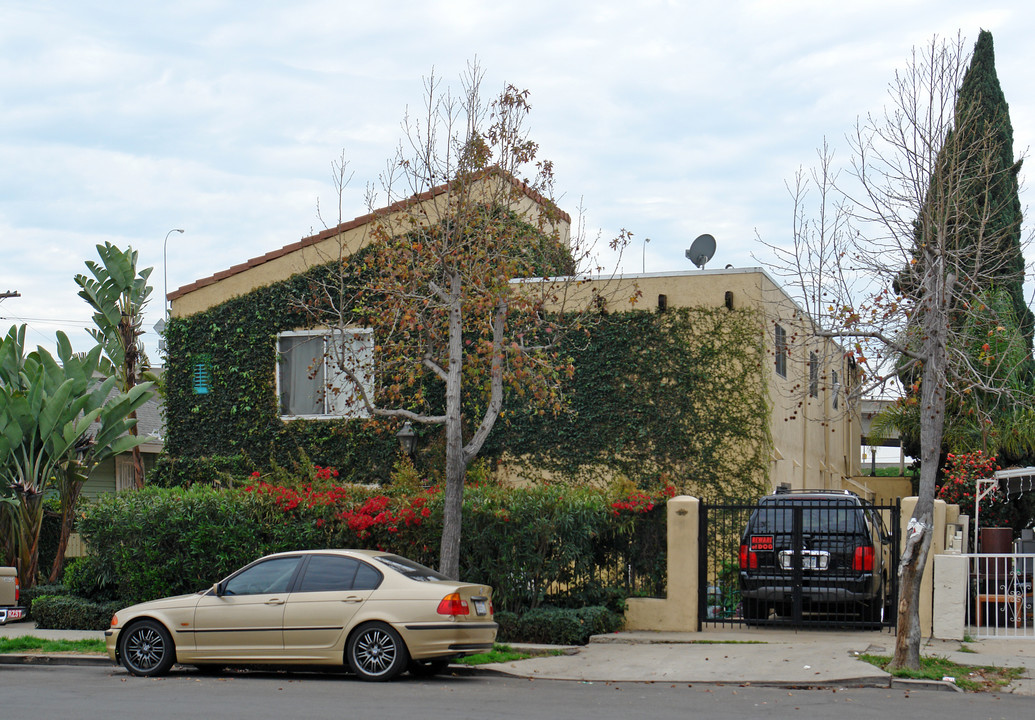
left=277, top=328, right=374, bottom=419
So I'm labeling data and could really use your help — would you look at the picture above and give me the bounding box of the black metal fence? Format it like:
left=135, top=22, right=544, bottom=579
left=699, top=498, right=900, bottom=630
left=509, top=507, right=668, bottom=612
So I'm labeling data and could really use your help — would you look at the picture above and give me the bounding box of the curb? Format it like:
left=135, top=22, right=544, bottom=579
left=890, top=677, right=964, bottom=693
left=0, top=655, right=973, bottom=692
left=0, top=654, right=112, bottom=667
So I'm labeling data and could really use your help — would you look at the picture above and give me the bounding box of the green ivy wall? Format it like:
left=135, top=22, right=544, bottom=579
left=162, top=258, right=771, bottom=499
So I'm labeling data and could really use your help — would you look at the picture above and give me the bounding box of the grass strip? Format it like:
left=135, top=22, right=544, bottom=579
left=457, top=644, right=562, bottom=665
left=0, top=636, right=107, bottom=655
left=859, top=653, right=1024, bottom=692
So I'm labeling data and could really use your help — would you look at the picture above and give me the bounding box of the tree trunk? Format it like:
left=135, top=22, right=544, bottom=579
left=438, top=272, right=466, bottom=580
left=889, top=268, right=950, bottom=671
left=49, top=466, right=87, bottom=583
left=121, top=313, right=146, bottom=489
left=13, top=491, right=44, bottom=590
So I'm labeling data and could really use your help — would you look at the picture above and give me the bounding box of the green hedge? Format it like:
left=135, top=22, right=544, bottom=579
left=495, top=606, right=624, bottom=645
left=30, top=595, right=122, bottom=631
left=74, top=483, right=667, bottom=611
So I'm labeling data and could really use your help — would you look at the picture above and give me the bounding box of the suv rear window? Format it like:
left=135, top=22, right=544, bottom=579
left=751, top=499, right=865, bottom=535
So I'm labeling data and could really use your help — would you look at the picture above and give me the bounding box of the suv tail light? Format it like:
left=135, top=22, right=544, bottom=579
left=437, top=592, right=470, bottom=616
left=853, top=546, right=874, bottom=572
left=739, top=545, right=758, bottom=570
left=14, top=576, right=19, bottom=603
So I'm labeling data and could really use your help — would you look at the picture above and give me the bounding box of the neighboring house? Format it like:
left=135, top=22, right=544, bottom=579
left=164, top=178, right=861, bottom=497
left=81, top=375, right=164, bottom=499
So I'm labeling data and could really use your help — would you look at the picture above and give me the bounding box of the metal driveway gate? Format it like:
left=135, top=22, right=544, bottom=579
left=699, top=500, right=900, bottom=630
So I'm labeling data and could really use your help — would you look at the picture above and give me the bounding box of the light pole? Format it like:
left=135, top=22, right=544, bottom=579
left=163, top=228, right=185, bottom=321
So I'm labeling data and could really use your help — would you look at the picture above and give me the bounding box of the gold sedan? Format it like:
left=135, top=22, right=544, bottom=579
left=105, top=550, right=496, bottom=681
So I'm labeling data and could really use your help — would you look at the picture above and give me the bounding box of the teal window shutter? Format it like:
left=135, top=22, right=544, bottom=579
left=193, top=355, right=211, bottom=395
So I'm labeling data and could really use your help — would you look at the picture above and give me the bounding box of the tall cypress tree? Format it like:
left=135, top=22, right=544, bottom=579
left=954, top=30, right=1030, bottom=350
left=890, top=31, right=1030, bottom=464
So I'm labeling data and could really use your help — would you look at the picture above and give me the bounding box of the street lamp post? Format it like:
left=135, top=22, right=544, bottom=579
left=163, top=228, right=185, bottom=321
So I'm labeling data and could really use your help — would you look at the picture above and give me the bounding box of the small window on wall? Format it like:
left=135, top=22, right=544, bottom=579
left=193, top=355, right=212, bottom=395
left=831, top=370, right=840, bottom=409
left=774, top=324, right=787, bottom=378
left=809, top=352, right=819, bottom=398
left=277, top=328, right=374, bottom=419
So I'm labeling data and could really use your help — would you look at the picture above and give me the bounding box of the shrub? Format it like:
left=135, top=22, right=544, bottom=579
left=496, top=605, right=624, bottom=645
left=76, top=482, right=667, bottom=612
left=150, top=454, right=256, bottom=488
left=21, top=583, right=68, bottom=615
left=30, top=595, right=122, bottom=631
left=62, top=556, right=119, bottom=602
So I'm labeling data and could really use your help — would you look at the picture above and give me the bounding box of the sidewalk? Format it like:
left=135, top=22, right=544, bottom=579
left=488, top=628, right=1035, bottom=694
left=3, top=621, right=1033, bottom=693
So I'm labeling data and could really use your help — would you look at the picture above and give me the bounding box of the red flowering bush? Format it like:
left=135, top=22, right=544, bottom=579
left=937, top=451, right=1019, bottom=529
left=610, top=485, right=676, bottom=516
left=243, top=480, right=439, bottom=560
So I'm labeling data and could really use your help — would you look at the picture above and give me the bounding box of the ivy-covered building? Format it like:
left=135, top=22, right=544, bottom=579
left=162, top=179, right=862, bottom=502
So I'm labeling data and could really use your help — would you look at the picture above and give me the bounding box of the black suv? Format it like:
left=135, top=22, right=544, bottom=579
left=738, top=489, right=891, bottom=623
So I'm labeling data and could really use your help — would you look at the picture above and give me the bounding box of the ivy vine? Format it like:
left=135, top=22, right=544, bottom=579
left=161, top=256, right=771, bottom=502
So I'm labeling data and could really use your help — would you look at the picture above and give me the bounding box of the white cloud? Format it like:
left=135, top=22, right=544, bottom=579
left=1, top=0, right=1032, bottom=360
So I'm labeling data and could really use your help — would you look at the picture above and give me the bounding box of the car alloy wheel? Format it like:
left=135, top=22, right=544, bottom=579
left=347, top=622, right=408, bottom=681
left=120, top=620, right=176, bottom=677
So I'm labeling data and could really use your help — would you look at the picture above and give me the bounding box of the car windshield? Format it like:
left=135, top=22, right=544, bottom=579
left=373, top=554, right=450, bottom=582
left=751, top=500, right=864, bottom=535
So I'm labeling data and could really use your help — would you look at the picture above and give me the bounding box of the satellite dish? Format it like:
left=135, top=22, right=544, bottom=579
left=685, top=233, right=716, bottom=269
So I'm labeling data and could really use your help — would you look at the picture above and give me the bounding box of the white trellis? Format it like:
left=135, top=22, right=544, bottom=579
left=973, top=468, right=1035, bottom=550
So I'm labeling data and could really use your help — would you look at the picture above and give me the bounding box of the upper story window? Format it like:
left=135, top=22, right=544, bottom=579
left=774, top=324, right=787, bottom=378
left=277, top=328, right=373, bottom=419
left=809, top=352, right=819, bottom=398
left=831, top=369, right=840, bottom=409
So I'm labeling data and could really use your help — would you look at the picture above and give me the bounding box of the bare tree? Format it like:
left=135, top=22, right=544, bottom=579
left=297, top=62, right=629, bottom=579
left=761, top=34, right=1030, bottom=669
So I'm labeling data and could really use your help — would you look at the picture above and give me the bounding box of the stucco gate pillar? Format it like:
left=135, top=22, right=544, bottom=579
left=625, top=495, right=700, bottom=631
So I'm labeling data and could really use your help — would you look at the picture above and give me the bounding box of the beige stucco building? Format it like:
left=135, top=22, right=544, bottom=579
left=168, top=176, right=862, bottom=495
left=533, top=266, right=863, bottom=492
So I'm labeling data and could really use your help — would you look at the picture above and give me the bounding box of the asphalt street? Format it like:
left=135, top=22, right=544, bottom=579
left=1, top=664, right=1032, bottom=720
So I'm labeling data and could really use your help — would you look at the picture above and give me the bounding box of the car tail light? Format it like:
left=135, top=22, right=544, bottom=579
left=739, top=545, right=758, bottom=570
left=437, top=593, right=470, bottom=616
left=853, top=546, right=874, bottom=572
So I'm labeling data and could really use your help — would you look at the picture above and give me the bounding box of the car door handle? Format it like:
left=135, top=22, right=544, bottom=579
left=265, top=598, right=285, bottom=605
left=341, top=596, right=364, bottom=603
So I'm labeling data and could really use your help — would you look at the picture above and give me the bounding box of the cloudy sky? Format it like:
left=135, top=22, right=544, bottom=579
left=1, top=1, right=1032, bottom=362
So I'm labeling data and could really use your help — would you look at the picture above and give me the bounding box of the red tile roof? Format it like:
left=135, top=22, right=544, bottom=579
left=169, top=170, right=568, bottom=301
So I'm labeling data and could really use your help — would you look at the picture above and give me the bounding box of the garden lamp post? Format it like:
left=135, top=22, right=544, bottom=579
left=396, top=421, right=417, bottom=456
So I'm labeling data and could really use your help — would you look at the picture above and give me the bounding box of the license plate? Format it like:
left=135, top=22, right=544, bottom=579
left=0, top=608, right=24, bottom=624
left=778, top=550, right=829, bottom=571
left=473, top=599, right=487, bottom=616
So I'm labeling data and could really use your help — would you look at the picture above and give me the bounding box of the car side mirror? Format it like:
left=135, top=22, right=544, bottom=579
left=213, top=581, right=226, bottom=597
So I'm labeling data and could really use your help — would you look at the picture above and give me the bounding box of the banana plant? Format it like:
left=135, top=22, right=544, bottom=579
left=0, top=326, right=153, bottom=588
left=75, top=242, right=154, bottom=489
